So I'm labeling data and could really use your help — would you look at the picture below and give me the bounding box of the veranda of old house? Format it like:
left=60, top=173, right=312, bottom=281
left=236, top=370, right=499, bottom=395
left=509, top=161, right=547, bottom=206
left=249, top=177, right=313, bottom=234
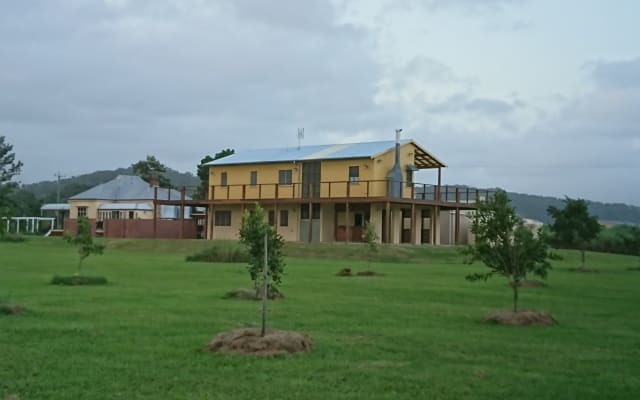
left=154, top=138, right=492, bottom=245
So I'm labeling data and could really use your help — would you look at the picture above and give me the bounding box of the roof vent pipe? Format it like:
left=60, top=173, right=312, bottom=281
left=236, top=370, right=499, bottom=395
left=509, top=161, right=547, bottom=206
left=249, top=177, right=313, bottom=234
left=386, top=128, right=403, bottom=197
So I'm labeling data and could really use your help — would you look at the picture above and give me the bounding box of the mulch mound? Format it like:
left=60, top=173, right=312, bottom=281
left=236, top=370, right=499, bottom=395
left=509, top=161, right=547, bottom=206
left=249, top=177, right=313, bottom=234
left=50, top=275, right=108, bottom=285
left=568, top=267, right=599, bottom=273
left=510, top=280, right=546, bottom=288
left=205, top=328, right=313, bottom=356
left=0, top=304, right=25, bottom=316
left=336, top=268, right=384, bottom=277
left=223, top=288, right=284, bottom=300
left=482, top=309, right=556, bottom=326
left=356, top=270, right=385, bottom=277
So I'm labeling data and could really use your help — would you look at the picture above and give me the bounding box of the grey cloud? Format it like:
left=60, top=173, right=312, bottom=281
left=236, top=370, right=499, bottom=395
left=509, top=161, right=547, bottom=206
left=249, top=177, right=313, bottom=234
left=0, top=0, right=396, bottom=182
left=589, top=57, right=640, bottom=89
left=424, top=93, right=521, bottom=115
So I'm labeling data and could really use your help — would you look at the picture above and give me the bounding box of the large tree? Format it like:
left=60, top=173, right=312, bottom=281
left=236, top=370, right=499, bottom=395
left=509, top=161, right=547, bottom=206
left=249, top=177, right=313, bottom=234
left=547, top=197, right=601, bottom=269
left=131, top=155, right=171, bottom=187
left=0, top=136, right=24, bottom=234
left=195, top=149, right=234, bottom=199
left=463, top=190, right=552, bottom=312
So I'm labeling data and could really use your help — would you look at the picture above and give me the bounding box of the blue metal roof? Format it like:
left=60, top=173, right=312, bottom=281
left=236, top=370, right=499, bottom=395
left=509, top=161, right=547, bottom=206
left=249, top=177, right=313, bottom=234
left=206, top=140, right=412, bottom=166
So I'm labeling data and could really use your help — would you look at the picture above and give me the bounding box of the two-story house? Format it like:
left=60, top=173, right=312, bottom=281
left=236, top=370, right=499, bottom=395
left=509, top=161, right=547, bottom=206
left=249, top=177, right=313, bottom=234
left=195, top=136, right=488, bottom=245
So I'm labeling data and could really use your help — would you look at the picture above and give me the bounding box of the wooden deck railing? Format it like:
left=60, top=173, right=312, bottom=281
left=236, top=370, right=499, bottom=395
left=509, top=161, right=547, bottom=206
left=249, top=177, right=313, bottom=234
left=195, top=180, right=494, bottom=204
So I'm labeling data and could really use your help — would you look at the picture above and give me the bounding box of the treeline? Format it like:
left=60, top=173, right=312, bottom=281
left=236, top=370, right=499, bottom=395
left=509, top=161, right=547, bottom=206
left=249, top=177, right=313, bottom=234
left=508, top=192, right=640, bottom=225
left=585, top=225, right=640, bottom=257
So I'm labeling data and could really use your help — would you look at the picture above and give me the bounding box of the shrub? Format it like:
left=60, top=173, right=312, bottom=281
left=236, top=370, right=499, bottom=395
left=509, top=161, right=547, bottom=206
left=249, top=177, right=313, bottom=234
left=0, top=234, right=25, bottom=243
left=50, top=275, right=108, bottom=286
left=186, top=246, right=250, bottom=263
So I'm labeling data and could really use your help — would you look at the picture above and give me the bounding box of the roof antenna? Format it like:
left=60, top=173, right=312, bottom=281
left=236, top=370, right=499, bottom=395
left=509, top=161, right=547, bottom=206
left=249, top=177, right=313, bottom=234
left=297, top=128, right=304, bottom=150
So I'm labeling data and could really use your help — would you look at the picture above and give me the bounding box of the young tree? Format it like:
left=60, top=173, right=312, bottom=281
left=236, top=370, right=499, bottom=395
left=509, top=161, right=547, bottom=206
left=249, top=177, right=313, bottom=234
left=362, top=220, right=379, bottom=270
left=547, top=197, right=601, bottom=269
left=0, top=136, right=23, bottom=236
left=131, top=155, right=171, bottom=187
left=64, top=216, right=105, bottom=275
left=463, top=190, right=552, bottom=312
left=238, top=203, right=285, bottom=296
left=195, top=149, right=234, bottom=199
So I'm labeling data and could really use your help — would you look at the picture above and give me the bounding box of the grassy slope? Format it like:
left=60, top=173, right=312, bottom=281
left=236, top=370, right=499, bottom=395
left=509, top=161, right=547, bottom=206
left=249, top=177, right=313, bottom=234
left=1, top=238, right=639, bottom=400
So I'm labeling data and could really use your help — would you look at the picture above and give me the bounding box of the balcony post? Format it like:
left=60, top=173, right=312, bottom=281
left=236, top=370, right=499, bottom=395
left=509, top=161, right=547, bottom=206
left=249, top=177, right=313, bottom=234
left=437, top=167, right=442, bottom=201
left=345, top=201, right=350, bottom=243
left=153, top=186, right=158, bottom=239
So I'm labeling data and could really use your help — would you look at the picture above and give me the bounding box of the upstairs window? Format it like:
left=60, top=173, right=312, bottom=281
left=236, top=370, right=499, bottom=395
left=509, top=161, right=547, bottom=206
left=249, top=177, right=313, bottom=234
left=406, top=170, right=413, bottom=187
left=279, top=169, right=292, bottom=185
left=250, top=171, right=257, bottom=186
left=220, top=172, right=228, bottom=187
left=349, top=166, right=360, bottom=182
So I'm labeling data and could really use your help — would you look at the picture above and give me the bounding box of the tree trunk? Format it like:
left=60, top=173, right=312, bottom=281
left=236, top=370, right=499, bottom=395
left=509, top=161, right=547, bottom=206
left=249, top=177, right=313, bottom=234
left=581, top=249, right=586, bottom=269
left=261, top=233, right=268, bottom=337
left=512, top=280, right=519, bottom=312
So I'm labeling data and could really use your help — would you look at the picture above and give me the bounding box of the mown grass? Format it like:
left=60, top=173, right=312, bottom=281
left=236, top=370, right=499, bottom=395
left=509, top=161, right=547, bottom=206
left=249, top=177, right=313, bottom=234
left=1, top=237, right=639, bottom=399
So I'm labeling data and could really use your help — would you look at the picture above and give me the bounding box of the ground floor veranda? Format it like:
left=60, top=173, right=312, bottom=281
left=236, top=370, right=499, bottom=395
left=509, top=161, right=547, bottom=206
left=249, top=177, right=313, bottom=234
left=203, top=201, right=474, bottom=245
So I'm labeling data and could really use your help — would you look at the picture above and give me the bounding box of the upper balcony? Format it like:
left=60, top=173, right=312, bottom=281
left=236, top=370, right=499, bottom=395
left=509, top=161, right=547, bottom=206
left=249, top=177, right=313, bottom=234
left=201, top=180, right=494, bottom=207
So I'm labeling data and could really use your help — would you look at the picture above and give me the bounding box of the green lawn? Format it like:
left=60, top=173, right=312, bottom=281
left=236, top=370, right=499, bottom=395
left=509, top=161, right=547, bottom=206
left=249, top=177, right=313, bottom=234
left=1, top=238, right=639, bottom=399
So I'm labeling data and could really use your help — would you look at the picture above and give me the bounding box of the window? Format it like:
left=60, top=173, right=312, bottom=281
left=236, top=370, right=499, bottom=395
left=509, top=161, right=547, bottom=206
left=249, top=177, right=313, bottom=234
left=406, top=170, right=413, bottom=187
left=111, top=210, right=121, bottom=219
left=77, top=207, right=87, bottom=217
left=268, top=210, right=275, bottom=226
left=354, top=213, right=364, bottom=227
left=280, top=210, right=289, bottom=227
left=220, top=172, right=228, bottom=187
left=349, top=166, right=360, bottom=182
left=301, top=203, right=320, bottom=219
left=214, top=210, right=231, bottom=226
left=250, top=171, right=257, bottom=186
left=279, top=169, right=292, bottom=185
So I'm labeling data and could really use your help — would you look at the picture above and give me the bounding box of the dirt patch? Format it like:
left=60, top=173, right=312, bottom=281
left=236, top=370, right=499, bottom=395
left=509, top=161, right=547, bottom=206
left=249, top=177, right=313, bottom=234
left=509, top=280, right=546, bottom=288
left=50, top=275, right=108, bottom=285
left=0, top=304, right=25, bottom=315
left=356, top=270, right=384, bottom=277
left=205, top=328, right=313, bottom=356
left=222, top=288, right=284, bottom=300
left=568, top=267, right=599, bottom=273
left=482, top=309, right=556, bottom=326
left=336, top=268, right=384, bottom=277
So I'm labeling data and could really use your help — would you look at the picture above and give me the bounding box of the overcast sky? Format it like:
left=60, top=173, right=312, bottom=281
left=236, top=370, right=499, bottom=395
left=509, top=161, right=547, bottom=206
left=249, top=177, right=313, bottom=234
left=1, top=0, right=639, bottom=205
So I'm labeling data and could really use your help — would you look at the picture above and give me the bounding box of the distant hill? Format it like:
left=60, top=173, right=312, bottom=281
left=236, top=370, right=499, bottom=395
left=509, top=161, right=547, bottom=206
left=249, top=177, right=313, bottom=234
left=20, top=170, right=640, bottom=225
left=507, top=192, right=640, bottom=225
left=23, top=167, right=199, bottom=202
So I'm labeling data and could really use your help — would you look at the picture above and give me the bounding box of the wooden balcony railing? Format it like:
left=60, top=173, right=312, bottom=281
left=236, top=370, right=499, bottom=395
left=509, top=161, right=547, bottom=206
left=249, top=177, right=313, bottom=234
left=201, top=180, right=494, bottom=204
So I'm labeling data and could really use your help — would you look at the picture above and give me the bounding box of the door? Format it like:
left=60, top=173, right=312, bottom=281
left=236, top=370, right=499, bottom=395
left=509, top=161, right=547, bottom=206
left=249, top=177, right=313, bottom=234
left=302, top=162, right=321, bottom=198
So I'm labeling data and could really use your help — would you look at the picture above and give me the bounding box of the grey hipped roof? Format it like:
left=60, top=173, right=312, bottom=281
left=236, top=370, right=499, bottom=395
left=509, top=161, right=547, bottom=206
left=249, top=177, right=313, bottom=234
left=69, top=175, right=186, bottom=201
left=206, top=139, right=446, bottom=168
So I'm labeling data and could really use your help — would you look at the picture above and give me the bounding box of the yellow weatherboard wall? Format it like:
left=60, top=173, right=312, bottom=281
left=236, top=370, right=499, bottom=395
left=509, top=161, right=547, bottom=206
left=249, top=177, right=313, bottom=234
left=209, top=162, right=300, bottom=200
